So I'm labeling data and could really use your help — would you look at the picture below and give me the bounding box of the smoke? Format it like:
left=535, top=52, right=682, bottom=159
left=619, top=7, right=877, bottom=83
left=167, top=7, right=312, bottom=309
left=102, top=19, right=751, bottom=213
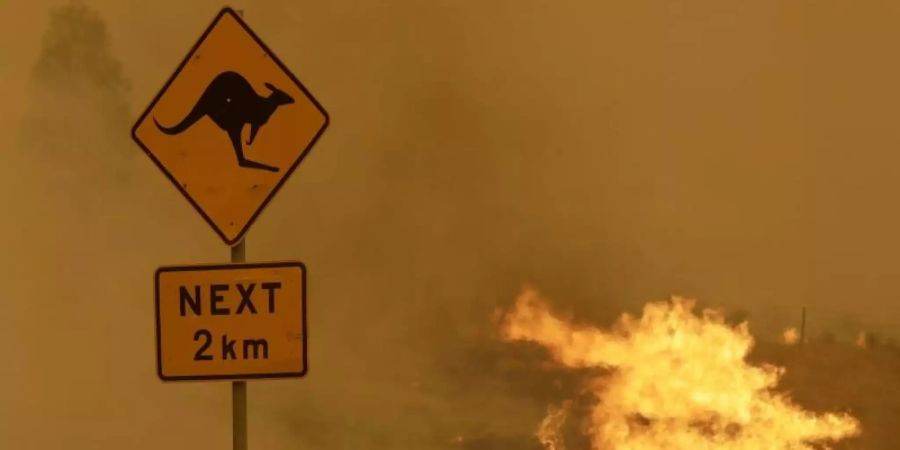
left=1, top=3, right=227, bottom=449
left=18, top=1, right=133, bottom=186
left=2, top=1, right=900, bottom=450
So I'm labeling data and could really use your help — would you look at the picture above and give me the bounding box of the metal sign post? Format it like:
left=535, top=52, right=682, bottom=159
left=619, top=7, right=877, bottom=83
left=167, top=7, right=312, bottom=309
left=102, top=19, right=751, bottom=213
left=231, top=240, right=247, bottom=450
left=232, top=12, right=248, bottom=449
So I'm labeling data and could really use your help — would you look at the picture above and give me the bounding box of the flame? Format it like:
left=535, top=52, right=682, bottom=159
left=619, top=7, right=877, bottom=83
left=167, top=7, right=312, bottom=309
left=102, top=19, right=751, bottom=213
left=537, top=401, right=572, bottom=450
left=855, top=332, right=868, bottom=349
left=500, top=288, right=861, bottom=450
left=782, top=327, right=800, bottom=345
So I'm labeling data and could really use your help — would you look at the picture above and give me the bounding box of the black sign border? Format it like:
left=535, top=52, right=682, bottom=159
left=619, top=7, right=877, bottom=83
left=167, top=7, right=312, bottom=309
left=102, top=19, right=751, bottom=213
left=131, top=7, right=330, bottom=246
left=154, top=261, right=308, bottom=382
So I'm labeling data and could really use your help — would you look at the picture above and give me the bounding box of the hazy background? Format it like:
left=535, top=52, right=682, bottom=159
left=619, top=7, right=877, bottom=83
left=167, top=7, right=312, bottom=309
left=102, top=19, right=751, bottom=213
left=1, top=0, right=899, bottom=448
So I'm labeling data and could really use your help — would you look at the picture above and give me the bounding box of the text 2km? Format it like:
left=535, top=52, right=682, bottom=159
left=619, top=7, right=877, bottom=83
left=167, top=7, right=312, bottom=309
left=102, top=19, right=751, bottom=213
left=178, top=281, right=284, bottom=362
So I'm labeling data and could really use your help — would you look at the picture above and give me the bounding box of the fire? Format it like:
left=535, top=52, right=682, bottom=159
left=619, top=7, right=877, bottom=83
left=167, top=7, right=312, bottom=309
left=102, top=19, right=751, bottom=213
left=782, top=327, right=800, bottom=345
left=855, top=332, right=868, bottom=349
left=537, top=400, right=572, bottom=450
left=500, top=288, right=861, bottom=450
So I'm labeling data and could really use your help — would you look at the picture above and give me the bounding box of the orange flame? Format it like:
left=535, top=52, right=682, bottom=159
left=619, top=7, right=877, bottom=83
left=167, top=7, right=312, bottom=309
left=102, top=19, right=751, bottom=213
left=537, top=401, right=572, bottom=450
left=782, top=327, right=800, bottom=345
left=501, top=288, right=861, bottom=450
left=855, top=332, right=868, bottom=349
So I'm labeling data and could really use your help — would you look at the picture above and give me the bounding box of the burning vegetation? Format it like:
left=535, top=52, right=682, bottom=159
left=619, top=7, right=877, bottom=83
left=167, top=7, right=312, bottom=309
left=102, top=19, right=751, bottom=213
left=500, top=288, right=861, bottom=450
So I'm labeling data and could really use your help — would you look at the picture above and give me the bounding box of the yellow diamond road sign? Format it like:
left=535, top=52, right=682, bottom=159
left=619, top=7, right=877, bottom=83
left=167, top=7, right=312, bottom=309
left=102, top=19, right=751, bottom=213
left=132, top=8, right=328, bottom=245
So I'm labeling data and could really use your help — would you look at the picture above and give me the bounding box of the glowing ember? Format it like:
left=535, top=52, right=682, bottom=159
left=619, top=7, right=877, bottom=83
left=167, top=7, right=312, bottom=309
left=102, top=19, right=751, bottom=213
left=500, top=288, right=861, bottom=450
left=782, top=327, right=800, bottom=345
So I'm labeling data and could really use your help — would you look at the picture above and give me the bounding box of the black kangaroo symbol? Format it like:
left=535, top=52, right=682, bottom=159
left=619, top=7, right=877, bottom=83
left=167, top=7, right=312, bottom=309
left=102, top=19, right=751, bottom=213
left=153, top=71, right=294, bottom=172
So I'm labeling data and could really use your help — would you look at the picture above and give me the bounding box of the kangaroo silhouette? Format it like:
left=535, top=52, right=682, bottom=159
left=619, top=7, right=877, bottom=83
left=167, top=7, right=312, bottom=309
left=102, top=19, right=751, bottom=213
left=153, top=71, right=294, bottom=172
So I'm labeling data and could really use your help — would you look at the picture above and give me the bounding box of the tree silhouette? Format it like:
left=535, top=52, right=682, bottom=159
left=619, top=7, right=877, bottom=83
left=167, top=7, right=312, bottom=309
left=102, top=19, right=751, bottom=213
left=19, top=2, right=132, bottom=182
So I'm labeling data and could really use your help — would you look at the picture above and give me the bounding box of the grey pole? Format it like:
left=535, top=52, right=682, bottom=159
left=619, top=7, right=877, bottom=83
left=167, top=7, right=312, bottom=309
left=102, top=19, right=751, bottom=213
left=232, top=10, right=248, bottom=450
left=231, top=239, right=247, bottom=450
left=800, top=306, right=807, bottom=345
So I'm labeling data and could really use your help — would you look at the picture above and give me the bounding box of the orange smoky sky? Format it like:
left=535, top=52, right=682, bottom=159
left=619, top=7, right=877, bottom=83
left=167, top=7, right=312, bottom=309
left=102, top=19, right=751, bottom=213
left=1, top=1, right=899, bottom=449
